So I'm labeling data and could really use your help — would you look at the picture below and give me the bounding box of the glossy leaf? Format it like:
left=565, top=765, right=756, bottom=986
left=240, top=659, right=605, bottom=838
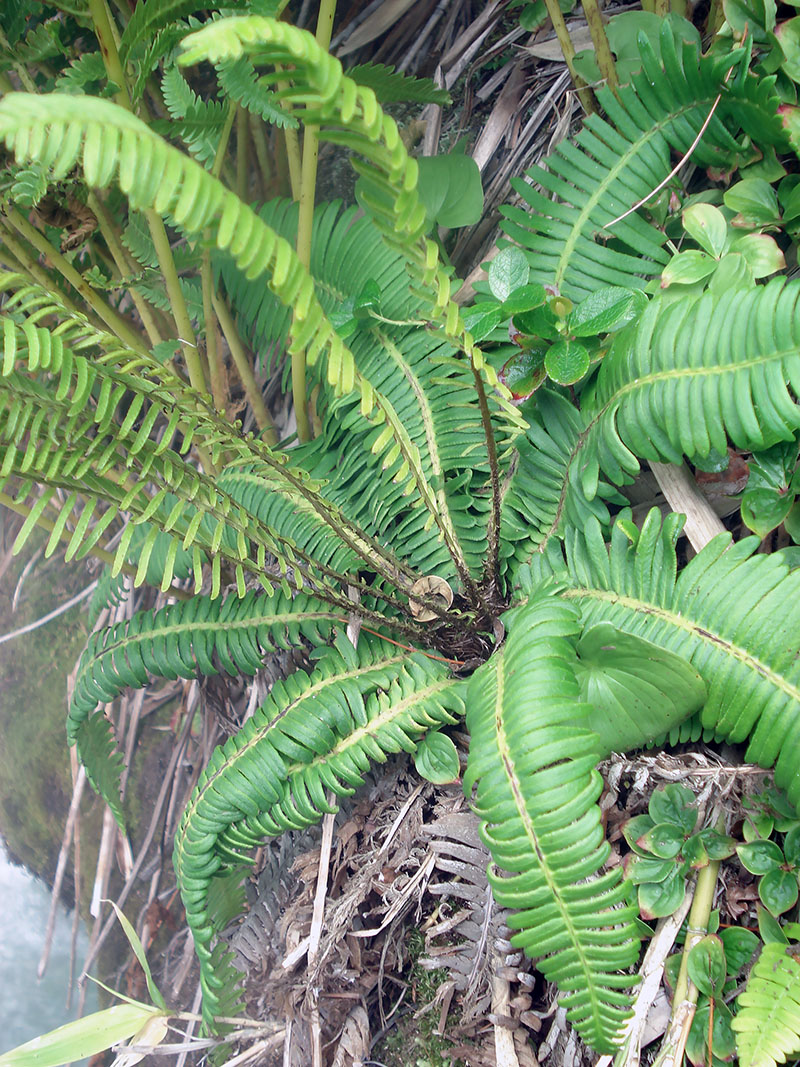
left=737, top=839, right=784, bottom=875
left=688, top=934, right=727, bottom=997
left=544, top=339, right=590, bottom=385
left=760, top=868, right=799, bottom=915
left=413, top=729, right=460, bottom=784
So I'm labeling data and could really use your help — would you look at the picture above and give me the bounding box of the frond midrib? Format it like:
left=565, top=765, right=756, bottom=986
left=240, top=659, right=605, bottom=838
left=553, top=94, right=723, bottom=291
left=493, top=657, right=608, bottom=1026
left=179, top=648, right=411, bottom=827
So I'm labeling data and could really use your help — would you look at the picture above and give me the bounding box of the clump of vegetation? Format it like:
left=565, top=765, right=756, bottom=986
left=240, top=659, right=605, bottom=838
left=5, top=2, right=800, bottom=1065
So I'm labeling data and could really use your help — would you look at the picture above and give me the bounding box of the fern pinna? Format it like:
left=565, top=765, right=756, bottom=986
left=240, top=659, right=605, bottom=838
left=2, top=12, right=800, bottom=1054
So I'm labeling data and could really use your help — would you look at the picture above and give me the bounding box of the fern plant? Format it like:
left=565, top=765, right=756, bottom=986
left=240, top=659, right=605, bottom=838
left=3, top=9, right=800, bottom=1057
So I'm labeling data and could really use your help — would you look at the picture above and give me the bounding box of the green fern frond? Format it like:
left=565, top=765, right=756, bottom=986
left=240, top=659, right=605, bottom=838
left=526, top=510, right=800, bottom=805
left=464, top=594, right=639, bottom=1052
left=74, top=712, right=125, bottom=828
left=499, top=389, right=620, bottom=588
left=500, top=26, right=784, bottom=300
left=0, top=90, right=502, bottom=579
left=7, top=162, right=50, bottom=207
left=177, top=16, right=521, bottom=411
left=574, top=279, right=800, bottom=500
left=217, top=198, right=426, bottom=369
left=733, top=941, right=800, bottom=1067
left=215, top=56, right=296, bottom=128
left=173, top=632, right=463, bottom=1027
left=347, top=62, right=451, bottom=105
left=158, top=65, right=228, bottom=164
left=69, top=588, right=338, bottom=744
left=55, top=52, right=110, bottom=95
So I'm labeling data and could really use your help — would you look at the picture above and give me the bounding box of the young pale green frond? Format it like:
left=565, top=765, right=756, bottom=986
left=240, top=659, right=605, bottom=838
left=218, top=199, right=425, bottom=367
left=0, top=90, right=498, bottom=589
left=575, top=279, right=800, bottom=499
left=173, top=633, right=464, bottom=1027
left=526, top=510, right=800, bottom=805
left=501, top=25, right=783, bottom=300
left=464, top=594, right=639, bottom=1052
left=733, top=941, right=800, bottom=1067
left=178, top=15, right=521, bottom=413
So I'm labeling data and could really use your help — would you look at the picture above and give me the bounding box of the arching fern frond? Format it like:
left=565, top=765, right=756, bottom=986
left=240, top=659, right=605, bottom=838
left=177, top=15, right=521, bottom=410
left=573, top=279, right=800, bottom=501
left=524, top=510, right=800, bottom=805
left=500, top=25, right=785, bottom=300
left=69, top=586, right=337, bottom=745
left=464, top=594, right=639, bottom=1052
left=173, top=632, right=464, bottom=1027
left=0, top=90, right=506, bottom=592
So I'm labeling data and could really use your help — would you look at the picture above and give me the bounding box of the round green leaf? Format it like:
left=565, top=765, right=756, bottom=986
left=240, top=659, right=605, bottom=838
left=723, top=177, right=781, bottom=224
left=743, top=811, right=775, bottom=841
left=544, top=339, right=590, bottom=385
left=462, top=302, right=505, bottom=342
left=498, top=343, right=548, bottom=401
left=737, top=838, right=784, bottom=875
left=501, top=282, right=546, bottom=316
left=688, top=934, right=727, bottom=997
left=625, top=854, right=677, bottom=884
left=683, top=833, right=709, bottom=869
left=661, top=249, right=716, bottom=287
left=574, top=624, right=707, bottom=755
left=488, top=247, right=529, bottom=303
left=567, top=286, right=644, bottom=338
left=719, top=927, right=760, bottom=976
left=708, top=251, right=755, bottom=296
left=649, top=784, right=698, bottom=835
left=637, top=822, right=685, bottom=859
left=638, top=865, right=686, bottom=919
left=730, top=233, right=786, bottom=278
left=757, top=901, right=789, bottom=944
left=686, top=999, right=736, bottom=1066
left=416, top=154, right=483, bottom=229
left=413, top=730, right=460, bottom=784
left=699, top=829, right=737, bottom=862
left=778, top=17, right=800, bottom=81
left=622, top=813, right=656, bottom=854
left=682, top=203, right=728, bottom=257
left=759, top=867, right=799, bottom=915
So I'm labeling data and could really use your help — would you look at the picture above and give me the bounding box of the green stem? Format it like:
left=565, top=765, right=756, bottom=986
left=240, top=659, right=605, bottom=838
left=236, top=106, right=249, bottom=202
left=0, top=222, right=86, bottom=318
left=541, top=0, right=595, bottom=111
left=87, top=192, right=164, bottom=348
left=3, top=206, right=147, bottom=350
left=652, top=813, right=725, bottom=1067
left=88, top=0, right=207, bottom=394
left=580, top=0, right=617, bottom=90
left=202, top=245, right=227, bottom=413
left=212, top=292, right=276, bottom=444
left=249, top=109, right=272, bottom=198
left=292, top=0, right=337, bottom=444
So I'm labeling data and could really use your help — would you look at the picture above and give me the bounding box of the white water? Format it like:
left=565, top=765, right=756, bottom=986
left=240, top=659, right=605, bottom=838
left=0, top=840, right=95, bottom=1053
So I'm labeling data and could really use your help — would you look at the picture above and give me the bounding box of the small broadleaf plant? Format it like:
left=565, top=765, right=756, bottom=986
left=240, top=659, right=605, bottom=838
left=3, top=9, right=800, bottom=1056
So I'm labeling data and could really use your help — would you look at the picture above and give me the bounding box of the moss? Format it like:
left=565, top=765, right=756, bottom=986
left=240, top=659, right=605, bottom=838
left=373, top=928, right=467, bottom=1067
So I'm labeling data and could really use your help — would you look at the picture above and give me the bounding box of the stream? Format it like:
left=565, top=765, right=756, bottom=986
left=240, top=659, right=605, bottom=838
left=0, top=839, right=95, bottom=1053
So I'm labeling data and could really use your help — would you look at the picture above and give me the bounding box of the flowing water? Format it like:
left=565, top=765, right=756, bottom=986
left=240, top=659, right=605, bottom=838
left=0, top=839, right=96, bottom=1053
